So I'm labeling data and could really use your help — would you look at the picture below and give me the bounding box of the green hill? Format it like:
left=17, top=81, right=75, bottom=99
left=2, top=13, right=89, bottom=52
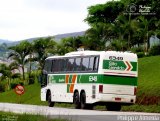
left=136, top=56, right=160, bottom=105
left=0, top=83, right=45, bottom=105
left=0, top=56, right=160, bottom=112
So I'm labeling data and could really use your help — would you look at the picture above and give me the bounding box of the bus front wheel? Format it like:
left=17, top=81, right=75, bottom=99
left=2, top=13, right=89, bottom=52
left=47, top=91, right=55, bottom=107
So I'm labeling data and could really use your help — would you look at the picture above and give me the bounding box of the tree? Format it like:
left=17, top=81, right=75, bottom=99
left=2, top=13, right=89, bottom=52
left=85, top=23, right=112, bottom=50
left=85, top=1, right=124, bottom=25
left=85, top=0, right=160, bottom=51
left=114, top=14, right=138, bottom=49
left=8, top=41, right=32, bottom=81
left=137, top=16, right=156, bottom=52
left=33, top=37, right=56, bottom=70
left=56, top=36, right=84, bottom=55
left=0, top=63, right=20, bottom=90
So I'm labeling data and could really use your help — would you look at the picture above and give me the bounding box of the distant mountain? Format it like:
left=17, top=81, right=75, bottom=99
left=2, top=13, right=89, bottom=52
left=54, top=31, right=85, bottom=41
left=0, top=31, right=86, bottom=46
left=29, top=31, right=85, bottom=41
left=23, top=31, right=85, bottom=43
left=0, top=39, right=12, bottom=44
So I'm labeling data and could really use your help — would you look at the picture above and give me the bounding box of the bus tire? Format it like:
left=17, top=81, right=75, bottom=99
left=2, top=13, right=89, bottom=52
left=80, top=91, right=87, bottom=109
left=47, top=91, right=54, bottom=107
left=106, top=103, right=121, bottom=111
left=73, top=91, right=80, bottom=109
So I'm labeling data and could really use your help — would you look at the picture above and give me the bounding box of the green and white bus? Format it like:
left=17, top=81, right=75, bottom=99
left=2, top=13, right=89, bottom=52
left=40, top=50, right=138, bottom=111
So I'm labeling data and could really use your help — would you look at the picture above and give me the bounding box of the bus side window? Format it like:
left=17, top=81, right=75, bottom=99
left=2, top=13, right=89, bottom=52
left=82, top=57, right=89, bottom=71
left=52, top=59, right=59, bottom=73
left=68, top=58, right=75, bottom=71
left=89, top=57, right=94, bottom=71
left=75, top=58, right=81, bottom=71
left=43, top=59, right=51, bottom=73
left=51, top=60, right=56, bottom=72
left=59, top=59, right=63, bottom=72
left=88, top=56, right=99, bottom=72
left=93, top=57, right=99, bottom=71
left=48, top=60, right=52, bottom=73
left=65, top=59, right=69, bottom=72
left=59, top=59, right=67, bottom=72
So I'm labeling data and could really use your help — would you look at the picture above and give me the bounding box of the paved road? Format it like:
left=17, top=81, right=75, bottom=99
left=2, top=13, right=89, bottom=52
left=0, top=103, right=160, bottom=121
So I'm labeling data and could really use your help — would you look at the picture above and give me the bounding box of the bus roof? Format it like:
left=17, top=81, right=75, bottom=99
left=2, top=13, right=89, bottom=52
left=46, top=50, right=137, bottom=60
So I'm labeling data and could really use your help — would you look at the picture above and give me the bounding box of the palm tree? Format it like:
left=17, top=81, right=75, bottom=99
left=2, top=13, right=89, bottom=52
left=32, top=37, right=56, bottom=70
left=56, top=37, right=75, bottom=55
left=8, top=41, right=32, bottom=81
left=114, top=14, right=137, bottom=49
left=85, top=23, right=112, bottom=50
left=0, top=63, right=20, bottom=90
left=137, top=16, right=156, bottom=52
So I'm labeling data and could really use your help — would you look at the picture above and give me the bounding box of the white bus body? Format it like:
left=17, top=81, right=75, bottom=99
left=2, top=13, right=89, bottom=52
left=40, top=51, right=138, bottom=111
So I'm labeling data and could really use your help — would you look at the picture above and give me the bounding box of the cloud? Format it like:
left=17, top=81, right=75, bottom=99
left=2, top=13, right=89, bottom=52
left=0, top=0, right=107, bottom=40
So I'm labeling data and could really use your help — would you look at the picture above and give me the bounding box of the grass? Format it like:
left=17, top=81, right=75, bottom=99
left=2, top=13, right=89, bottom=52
left=0, top=56, right=160, bottom=112
left=138, top=56, right=160, bottom=97
left=0, top=83, right=47, bottom=105
left=0, top=111, right=68, bottom=121
left=122, top=105, right=160, bottom=113
left=136, top=56, right=160, bottom=105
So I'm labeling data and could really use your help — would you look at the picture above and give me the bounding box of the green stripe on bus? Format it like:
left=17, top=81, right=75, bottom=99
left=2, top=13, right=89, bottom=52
left=77, top=75, right=81, bottom=83
left=49, top=74, right=137, bottom=86
left=103, top=75, right=137, bottom=86
left=78, top=74, right=102, bottom=83
left=49, top=75, right=65, bottom=83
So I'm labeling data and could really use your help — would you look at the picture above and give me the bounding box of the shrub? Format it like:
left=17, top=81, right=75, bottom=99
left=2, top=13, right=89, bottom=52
left=28, top=73, right=36, bottom=85
left=0, top=82, right=6, bottom=92
left=137, top=52, right=145, bottom=58
left=19, top=82, right=24, bottom=86
left=28, top=77, right=34, bottom=85
left=131, top=47, right=143, bottom=53
left=149, top=45, right=160, bottom=56
left=10, top=83, right=19, bottom=89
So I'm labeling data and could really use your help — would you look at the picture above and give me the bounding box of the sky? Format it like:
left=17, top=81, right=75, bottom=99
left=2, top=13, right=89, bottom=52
left=0, top=0, right=107, bottom=41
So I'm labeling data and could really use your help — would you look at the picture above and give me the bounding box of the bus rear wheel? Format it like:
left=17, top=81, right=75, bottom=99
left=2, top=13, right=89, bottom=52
left=47, top=91, right=55, bottom=107
left=80, top=91, right=86, bottom=109
left=80, top=91, right=93, bottom=110
left=73, top=91, right=80, bottom=109
left=106, top=103, right=121, bottom=111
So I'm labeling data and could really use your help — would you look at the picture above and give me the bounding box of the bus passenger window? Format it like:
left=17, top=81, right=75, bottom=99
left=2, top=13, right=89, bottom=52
left=75, top=58, right=81, bottom=71
left=89, top=57, right=94, bottom=71
left=82, top=58, right=89, bottom=71
left=59, top=59, right=67, bottom=72
left=61, top=59, right=67, bottom=72
left=94, top=57, right=99, bottom=71
left=52, top=59, right=59, bottom=72
left=67, top=58, right=75, bottom=71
